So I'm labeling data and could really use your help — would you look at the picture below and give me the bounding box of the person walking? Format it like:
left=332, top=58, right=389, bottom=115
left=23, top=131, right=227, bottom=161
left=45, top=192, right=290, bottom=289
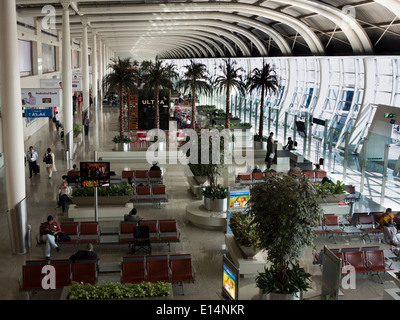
left=84, top=115, right=90, bottom=136
left=43, top=148, right=57, bottom=179
left=26, top=146, right=39, bottom=178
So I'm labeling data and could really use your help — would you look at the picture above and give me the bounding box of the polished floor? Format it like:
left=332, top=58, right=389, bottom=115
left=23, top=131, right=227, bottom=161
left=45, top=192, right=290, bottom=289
left=0, top=102, right=399, bottom=301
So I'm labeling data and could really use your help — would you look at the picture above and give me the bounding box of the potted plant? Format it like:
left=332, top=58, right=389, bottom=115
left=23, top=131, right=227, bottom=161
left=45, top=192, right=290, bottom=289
left=253, top=134, right=268, bottom=149
left=317, top=179, right=347, bottom=203
left=112, top=135, right=132, bottom=152
left=229, top=211, right=261, bottom=258
left=247, top=174, right=328, bottom=300
left=202, top=184, right=228, bottom=212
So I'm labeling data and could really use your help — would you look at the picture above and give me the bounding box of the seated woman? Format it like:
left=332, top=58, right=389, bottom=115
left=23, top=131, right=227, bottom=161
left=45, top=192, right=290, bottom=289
left=57, top=181, right=72, bottom=213
left=378, top=208, right=399, bottom=246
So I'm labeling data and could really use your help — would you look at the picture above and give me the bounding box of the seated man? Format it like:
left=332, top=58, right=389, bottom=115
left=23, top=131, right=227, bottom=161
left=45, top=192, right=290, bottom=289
left=252, top=165, right=262, bottom=173
left=40, top=215, right=60, bottom=260
left=124, top=208, right=142, bottom=222
left=69, top=243, right=99, bottom=271
left=150, top=161, right=161, bottom=171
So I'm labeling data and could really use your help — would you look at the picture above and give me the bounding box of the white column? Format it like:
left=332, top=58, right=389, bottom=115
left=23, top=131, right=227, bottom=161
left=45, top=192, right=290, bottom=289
left=0, top=0, right=28, bottom=254
left=98, top=37, right=103, bottom=99
left=61, top=0, right=73, bottom=159
left=81, top=18, right=90, bottom=113
left=91, top=29, right=98, bottom=109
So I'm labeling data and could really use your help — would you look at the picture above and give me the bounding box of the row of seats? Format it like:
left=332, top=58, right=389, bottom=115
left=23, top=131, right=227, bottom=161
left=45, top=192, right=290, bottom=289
left=121, top=254, right=195, bottom=294
left=314, top=214, right=384, bottom=243
left=36, top=221, right=100, bottom=247
left=19, top=259, right=97, bottom=292
left=236, top=172, right=276, bottom=186
left=122, top=170, right=163, bottom=184
left=313, top=245, right=381, bottom=266
left=20, top=254, right=196, bottom=295
left=119, top=219, right=180, bottom=252
left=129, top=185, right=168, bottom=206
left=315, top=247, right=391, bottom=284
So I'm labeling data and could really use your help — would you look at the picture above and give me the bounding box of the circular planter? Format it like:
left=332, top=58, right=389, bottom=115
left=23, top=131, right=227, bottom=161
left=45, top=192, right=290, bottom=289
left=203, top=197, right=228, bottom=212
left=259, top=289, right=301, bottom=300
left=254, top=141, right=267, bottom=150
left=194, top=176, right=207, bottom=185
left=114, top=143, right=131, bottom=152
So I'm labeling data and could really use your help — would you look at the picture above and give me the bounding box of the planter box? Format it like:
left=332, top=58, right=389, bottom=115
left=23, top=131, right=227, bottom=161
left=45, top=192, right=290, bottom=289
left=254, top=141, right=267, bottom=150
left=71, top=195, right=133, bottom=207
left=114, top=143, right=130, bottom=152
left=194, top=176, right=207, bottom=185
left=60, top=283, right=174, bottom=300
left=204, top=197, right=228, bottom=212
left=318, top=193, right=348, bottom=204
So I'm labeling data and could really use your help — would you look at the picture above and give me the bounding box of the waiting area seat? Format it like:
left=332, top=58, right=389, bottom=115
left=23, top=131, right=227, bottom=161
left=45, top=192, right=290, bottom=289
left=121, top=256, right=146, bottom=284
left=169, top=254, right=196, bottom=295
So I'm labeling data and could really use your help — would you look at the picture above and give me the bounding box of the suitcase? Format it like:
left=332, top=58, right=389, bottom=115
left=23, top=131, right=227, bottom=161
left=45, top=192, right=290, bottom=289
left=36, top=164, right=40, bottom=173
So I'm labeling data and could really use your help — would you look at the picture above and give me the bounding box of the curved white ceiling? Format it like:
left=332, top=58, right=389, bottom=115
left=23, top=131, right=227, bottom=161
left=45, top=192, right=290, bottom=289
left=15, top=0, right=400, bottom=59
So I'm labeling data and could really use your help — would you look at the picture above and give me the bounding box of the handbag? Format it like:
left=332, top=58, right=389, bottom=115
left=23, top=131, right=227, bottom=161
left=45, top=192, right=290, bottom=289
left=56, top=232, right=71, bottom=242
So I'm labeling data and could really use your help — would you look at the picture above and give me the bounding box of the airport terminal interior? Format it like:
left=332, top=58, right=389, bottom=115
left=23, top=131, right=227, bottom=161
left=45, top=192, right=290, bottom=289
left=0, top=0, right=400, bottom=302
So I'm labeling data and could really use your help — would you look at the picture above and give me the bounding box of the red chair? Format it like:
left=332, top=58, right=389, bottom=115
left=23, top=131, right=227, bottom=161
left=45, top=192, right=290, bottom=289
left=314, top=171, right=327, bottom=182
left=237, top=173, right=252, bottom=186
left=313, top=218, right=327, bottom=237
left=357, top=215, right=382, bottom=243
left=20, top=265, right=45, bottom=291
left=169, top=254, right=196, bottom=295
left=146, top=255, right=170, bottom=283
left=51, top=261, right=72, bottom=288
left=152, top=185, right=168, bottom=207
left=121, top=256, right=146, bottom=284
left=72, top=261, right=97, bottom=284
left=344, top=251, right=369, bottom=274
left=139, top=220, right=160, bottom=242
left=135, top=170, right=149, bottom=184
left=252, top=172, right=264, bottom=183
left=149, top=170, right=163, bottom=184
left=122, top=170, right=135, bottom=181
left=119, top=221, right=135, bottom=244
left=324, top=215, right=344, bottom=244
left=159, top=219, right=180, bottom=251
left=302, top=171, right=316, bottom=182
left=136, top=185, right=152, bottom=202
left=365, top=250, right=392, bottom=283
left=79, top=221, right=100, bottom=244
left=59, top=222, right=79, bottom=246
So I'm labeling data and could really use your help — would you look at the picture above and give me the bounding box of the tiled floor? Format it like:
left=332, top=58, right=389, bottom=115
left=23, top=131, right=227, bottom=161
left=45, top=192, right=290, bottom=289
left=0, top=103, right=399, bottom=301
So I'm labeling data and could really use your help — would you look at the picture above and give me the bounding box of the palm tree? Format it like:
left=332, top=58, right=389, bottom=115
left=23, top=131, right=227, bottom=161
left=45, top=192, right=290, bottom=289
left=246, top=62, right=280, bottom=138
left=103, top=57, right=138, bottom=137
left=177, top=60, right=211, bottom=129
left=213, top=59, right=246, bottom=129
left=141, top=60, right=174, bottom=129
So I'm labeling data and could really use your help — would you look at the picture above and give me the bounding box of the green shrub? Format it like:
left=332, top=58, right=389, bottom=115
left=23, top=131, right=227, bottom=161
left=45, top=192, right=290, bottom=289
left=72, top=183, right=133, bottom=197
left=67, top=281, right=170, bottom=300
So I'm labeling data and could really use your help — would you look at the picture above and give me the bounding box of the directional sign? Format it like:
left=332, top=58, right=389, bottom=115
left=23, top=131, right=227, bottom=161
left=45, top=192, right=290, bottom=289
left=24, top=108, right=53, bottom=118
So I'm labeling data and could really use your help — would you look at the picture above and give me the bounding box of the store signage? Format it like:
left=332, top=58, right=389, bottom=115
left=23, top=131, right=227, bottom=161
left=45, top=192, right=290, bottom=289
left=24, top=108, right=53, bottom=118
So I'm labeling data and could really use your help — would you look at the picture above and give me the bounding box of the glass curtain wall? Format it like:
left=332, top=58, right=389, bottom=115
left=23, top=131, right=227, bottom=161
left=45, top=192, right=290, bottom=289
left=164, top=56, right=400, bottom=152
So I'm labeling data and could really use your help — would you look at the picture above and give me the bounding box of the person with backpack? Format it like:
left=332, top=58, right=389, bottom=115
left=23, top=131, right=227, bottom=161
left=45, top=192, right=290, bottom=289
left=43, top=148, right=57, bottom=179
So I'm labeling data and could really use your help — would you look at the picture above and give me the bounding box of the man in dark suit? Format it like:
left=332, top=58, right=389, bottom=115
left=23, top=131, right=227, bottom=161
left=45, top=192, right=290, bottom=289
left=265, top=132, right=275, bottom=167
left=69, top=243, right=99, bottom=268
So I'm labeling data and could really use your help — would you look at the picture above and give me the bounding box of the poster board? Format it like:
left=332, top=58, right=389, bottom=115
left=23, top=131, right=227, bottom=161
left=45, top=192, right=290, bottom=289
left=222, top=254, right=240, bottom=300
left=226, top=186, right=250, bottom=233
left=21, top=88, right=61, bottom=108
left=41, top=79, right=82, bottom=91
left=321, top=245, right=342, bottom=300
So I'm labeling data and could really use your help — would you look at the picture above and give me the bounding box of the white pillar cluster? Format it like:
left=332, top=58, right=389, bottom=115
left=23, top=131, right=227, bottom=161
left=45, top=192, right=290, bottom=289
left=81, top=18, right=90, bottom=113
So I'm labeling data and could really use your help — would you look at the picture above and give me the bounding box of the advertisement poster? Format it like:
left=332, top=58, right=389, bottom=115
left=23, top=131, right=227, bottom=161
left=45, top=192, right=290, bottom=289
left=21, top=88, right=61, bottom=107
left=229, top=190, right=250, bottom=208
left=222, top=264, right=236, bottom=300
left=41, top=79, right=82, bottom=91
